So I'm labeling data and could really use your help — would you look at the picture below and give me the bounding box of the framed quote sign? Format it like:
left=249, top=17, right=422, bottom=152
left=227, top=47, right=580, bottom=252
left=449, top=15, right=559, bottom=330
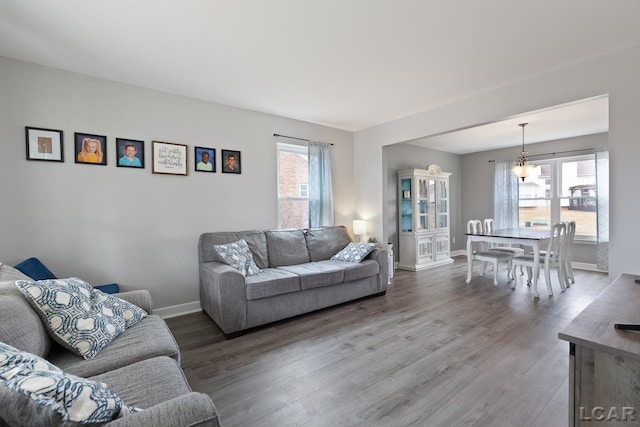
left=152, top=141, right=188, bottom=175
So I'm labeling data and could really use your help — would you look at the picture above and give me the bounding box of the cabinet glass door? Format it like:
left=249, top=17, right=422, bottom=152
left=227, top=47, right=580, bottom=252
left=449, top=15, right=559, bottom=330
left=437, top=179, right=448, bottom=228
left=418, top=178, right=428, bottom=230
left=428, top=179, right=436, bottom=229
left=400, top=178, right=413, bottom=232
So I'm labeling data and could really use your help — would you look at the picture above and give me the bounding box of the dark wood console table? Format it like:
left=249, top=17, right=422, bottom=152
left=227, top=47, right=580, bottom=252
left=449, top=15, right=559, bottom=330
left=558, top=273, right=640, bottom=426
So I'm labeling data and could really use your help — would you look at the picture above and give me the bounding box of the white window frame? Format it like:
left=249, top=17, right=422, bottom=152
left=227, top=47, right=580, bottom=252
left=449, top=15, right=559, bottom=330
left=519, top=154, right=597, bottom=242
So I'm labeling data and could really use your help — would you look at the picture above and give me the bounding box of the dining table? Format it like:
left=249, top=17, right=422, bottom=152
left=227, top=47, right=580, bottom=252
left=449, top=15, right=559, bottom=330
left=465, top=228, right=551, bottom=297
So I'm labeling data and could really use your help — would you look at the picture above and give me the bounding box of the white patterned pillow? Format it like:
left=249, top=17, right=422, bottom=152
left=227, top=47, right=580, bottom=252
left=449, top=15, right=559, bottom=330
left=331, top=242, right=377, bottom=263
left=15, top=278, right=147, bottom=359
left=213, top=239, right=261, bottom=276
left=0, top=342, right=141, bottom=424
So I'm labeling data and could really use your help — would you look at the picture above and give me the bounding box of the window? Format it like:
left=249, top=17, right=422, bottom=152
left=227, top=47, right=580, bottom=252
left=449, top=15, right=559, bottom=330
left=299, top=183, right=308, bottom=198
left=277, top=143, right=309, bottom=229
left=518, top=154, right=597, bottom=240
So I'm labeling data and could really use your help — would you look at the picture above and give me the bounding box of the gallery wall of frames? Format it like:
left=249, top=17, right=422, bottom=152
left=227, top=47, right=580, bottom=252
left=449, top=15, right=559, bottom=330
left=25, top=126, right=242, bottom=175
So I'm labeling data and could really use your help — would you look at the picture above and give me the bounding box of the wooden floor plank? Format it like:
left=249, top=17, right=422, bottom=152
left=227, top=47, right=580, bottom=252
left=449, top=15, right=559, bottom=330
left=166, top=256, right=609, bottom=427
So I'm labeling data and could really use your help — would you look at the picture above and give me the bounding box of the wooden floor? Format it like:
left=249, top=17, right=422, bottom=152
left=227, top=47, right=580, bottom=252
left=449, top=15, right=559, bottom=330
left=166, top=257, right=610, bottom=427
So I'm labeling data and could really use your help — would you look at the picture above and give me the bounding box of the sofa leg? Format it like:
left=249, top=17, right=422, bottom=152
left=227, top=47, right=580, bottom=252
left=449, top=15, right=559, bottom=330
left=223, top=330, right=246, bottom=340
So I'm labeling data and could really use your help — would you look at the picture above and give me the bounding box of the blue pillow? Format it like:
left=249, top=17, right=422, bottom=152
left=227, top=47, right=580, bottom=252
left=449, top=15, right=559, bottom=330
left=13, top=257, right=56, bottom=280
left=13, top=258, right=120, bottom=294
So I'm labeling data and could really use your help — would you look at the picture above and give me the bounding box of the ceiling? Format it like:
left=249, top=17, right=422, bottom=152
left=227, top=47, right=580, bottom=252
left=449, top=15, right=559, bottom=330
left=1, top=1, right=638, bottom=152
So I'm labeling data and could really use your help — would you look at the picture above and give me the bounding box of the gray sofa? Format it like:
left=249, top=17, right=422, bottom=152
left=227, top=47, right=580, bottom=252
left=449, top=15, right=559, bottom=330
left=0, top=262, right=220, bottom=427
left=198, top=226, right=388, bottom=337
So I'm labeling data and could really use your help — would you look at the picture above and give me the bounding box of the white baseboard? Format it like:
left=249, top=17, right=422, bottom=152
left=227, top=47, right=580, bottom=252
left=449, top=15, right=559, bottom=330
left=571, top=262, right=600, bottom=272
left=154, top=301, right=202, bottom=319
left=451, top=249, right=466, bottom=257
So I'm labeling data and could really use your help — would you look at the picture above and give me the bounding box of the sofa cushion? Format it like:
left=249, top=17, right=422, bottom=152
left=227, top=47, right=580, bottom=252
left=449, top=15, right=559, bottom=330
left=0, top=290, right=52, bottom=358
left=328, top=259, right=380, bottom=282
left=0, top=262, right=32, bottom=281
left=199, top=230, right=269, bottom=269
left=277, top=262, right=345, bottom=290
left=48, top=314, right=180, bottom=378
left=331, top=242, right=377, bottom=263
left=0, top=342, right=139, bottom=426
left=90, top=356, right=192, bottom=409
left=304, top=226, right=353, bottom=261
left=244, top=268, right=300, bottom=300
left=15, top=278, right=147, bottom=360
left=213, top=239, right=261, bottom=276
left=266, top=230, right=311, bottom=267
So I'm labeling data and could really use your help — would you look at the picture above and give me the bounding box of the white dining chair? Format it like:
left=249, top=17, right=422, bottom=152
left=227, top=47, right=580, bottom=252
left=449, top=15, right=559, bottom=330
left=510, top=222, right=566, bottom=296
left=483, top=219, right=525, bottom=276
left=561, top=220, right=576, bottom=287
left=467, top=219, right=514, bottom=286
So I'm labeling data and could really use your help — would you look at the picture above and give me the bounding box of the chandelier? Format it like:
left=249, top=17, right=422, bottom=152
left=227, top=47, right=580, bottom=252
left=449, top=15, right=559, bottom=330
left=511, top=122, right=536, bottom=181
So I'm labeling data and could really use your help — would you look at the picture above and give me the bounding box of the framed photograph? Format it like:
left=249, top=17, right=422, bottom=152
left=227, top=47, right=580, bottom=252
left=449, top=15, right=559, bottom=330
left=116, top=138, right=145, bottom=169
left=194, top=146, right=215, bottom=173
left=75, top=132, right=107, bottom=165
left=221, top=149, right=241, bottom=174
left=25, top=127, right=64, bottom=162
left=152, top=141, right=188, bottom=175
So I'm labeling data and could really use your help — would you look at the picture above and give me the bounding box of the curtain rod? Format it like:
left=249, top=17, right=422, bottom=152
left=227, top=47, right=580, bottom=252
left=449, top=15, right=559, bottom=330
left=488, top=148, right=595, bottom=163
left=273, top=133, right=334, bottom=145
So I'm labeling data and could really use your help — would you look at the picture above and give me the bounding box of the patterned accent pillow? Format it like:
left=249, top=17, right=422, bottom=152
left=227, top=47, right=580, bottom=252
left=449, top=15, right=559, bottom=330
left=213, top=239, right=261, bottom=276
left=15, top=278, right=148, bottom=359
left=0, top=342, right=141, bottom=424
left=330, top=242, right=377, bottom=263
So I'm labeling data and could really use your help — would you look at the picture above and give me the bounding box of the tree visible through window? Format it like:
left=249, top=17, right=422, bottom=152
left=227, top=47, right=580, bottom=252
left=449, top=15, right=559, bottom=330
left=277, top=143, right=309, bottom=229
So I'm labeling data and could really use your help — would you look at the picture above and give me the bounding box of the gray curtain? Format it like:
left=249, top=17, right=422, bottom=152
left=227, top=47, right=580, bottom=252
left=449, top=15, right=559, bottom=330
left=493, top=160, right=519, bottom=229
left=596, top=149, right=609, bottom=271
left=308, top=141, right=334, bottom=227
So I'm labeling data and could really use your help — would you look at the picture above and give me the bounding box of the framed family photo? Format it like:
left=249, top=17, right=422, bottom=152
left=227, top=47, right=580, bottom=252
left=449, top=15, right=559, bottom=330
left=152, top=141, right=188, bottom=175
left=75, top=132, right=107, bottom=165
left=116, top=138, right=145, bottom=168
left=25, top=126, right=64, bottom=162
left=194, top=146, right=215, bottom=173
left=221, top=149, right=241, bottom=174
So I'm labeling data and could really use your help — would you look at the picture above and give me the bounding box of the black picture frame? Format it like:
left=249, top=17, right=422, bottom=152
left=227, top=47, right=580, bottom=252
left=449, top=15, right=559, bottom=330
left=221, top=149, right=241, bottom=174
left=116, top=138, right=145, bottom=169
left=74, top=132, right=107, bottom=165
left=194, top=146, right=216, bottom=173
left=25, top=126, right=64, bottom=162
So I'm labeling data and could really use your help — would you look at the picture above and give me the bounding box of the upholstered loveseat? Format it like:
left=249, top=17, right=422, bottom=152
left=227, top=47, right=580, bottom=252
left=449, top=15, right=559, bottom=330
left=0, top=262, right=220, bottom=427
left=198, top=225, right=388, bottom=337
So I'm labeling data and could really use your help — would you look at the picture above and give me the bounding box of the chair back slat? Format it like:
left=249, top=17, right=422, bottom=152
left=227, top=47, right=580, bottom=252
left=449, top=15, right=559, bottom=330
left=545, top=222, right=566, bottom=264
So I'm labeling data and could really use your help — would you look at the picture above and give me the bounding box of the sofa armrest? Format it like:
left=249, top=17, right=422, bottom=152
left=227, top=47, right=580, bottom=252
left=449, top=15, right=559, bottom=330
left=108, top=392, right=220, bottom=427
left=199, top=261, right=248, bottom=335
left=366, top=248, right=389, bottom=291
left=115, top=290, right=153, bottom=314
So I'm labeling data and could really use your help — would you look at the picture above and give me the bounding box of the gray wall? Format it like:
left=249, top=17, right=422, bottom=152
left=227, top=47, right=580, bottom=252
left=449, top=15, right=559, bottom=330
left=0, top=56, right=356, bottom=310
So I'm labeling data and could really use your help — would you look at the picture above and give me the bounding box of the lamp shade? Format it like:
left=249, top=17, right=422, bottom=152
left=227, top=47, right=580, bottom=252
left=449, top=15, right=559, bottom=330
left=352, top=220, right=366, bottom=236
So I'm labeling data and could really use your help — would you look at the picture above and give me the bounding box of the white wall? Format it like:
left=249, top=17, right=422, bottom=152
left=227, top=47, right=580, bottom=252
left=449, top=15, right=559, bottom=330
left=355, top=44, right=640, bottom=280
left=0, top=57, right=355, bottom=310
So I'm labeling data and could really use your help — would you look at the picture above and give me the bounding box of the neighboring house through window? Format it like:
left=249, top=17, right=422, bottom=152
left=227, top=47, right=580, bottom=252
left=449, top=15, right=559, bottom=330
left=277, top=143, right=309, bottom=229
